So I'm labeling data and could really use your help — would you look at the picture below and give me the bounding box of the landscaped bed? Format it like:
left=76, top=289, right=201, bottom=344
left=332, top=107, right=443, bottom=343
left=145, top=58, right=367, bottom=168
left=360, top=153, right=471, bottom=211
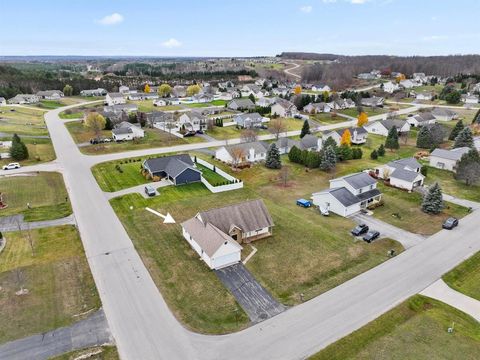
left=310, top=295, right=480, bottom=360
left=0, top=225, right=100, bottom=343
left=0, top=171, right=71, bottom=221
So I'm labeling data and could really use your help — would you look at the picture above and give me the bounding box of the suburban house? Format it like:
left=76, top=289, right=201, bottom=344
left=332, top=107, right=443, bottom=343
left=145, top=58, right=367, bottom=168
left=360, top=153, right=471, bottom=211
left=0, top=97, right=6, bottom=106
left=192, top=93, right=214, bottom=103
left=415, top=91, right=433, bottom=101
left=312, top=172, right=382, bottom=217
left=462, top=94, right=479, bottom=104
left=119, top=85, right=130, bottom=94
left=144, top=111, right=175, bottom=129
left=271, top=87, right=290, bottom=97
left=361, top=96, right=384, bottom=107
left=181, top=199, right=274, bottom=269
left=413, top=73, right=428, bottom=83
left=363, top=119, right=411, bottom=136
left=298, top=134, right=322, bottom=151
left=241, top=84, right=266, bottom=98
left=233, top=113, right=266, bottom=129
left=103, top=104, right=138, bottom=114
left=304, top=102, right=331, bottom=114
left=429, top=147, right=471, bottom=172
left=271, top=98, right=298, bottom=117
left=215, top=141, right=269, bottom=165
left=106, top=92, right=126, bottom=106
left=178, top=111, right=207, bottom=132
left=431, top=108, right=457, bottom=122
left=36, top=90, right=64, bottom=100
left=383, top=81, right=400, bottom=93
left=374, top=157, right=424, bottom=191
left=80, top=88, right=107, bottom=97
left=323, top=127, right=368, bottom=145
left=128, top=92, right=159, bottom=101
left=173, top=85, right=187, bottom=97
left=312, top=84, right=331, bottom=92
left=111, top=121, right=145, bottom=141
left=276, top=137, right=299, bottom=155
left=407, top=112, right=436, bottom=127
left=256, top=97, right=275, bottom=107
left=329, top=98, right=355, bottom=110
left=227, top=98, right=255, bottom=111
left=399, top=79, right=419, bottom=89
left=8, top=94, right=40, bottom=104
left=142, top=154, right=201, bottom=185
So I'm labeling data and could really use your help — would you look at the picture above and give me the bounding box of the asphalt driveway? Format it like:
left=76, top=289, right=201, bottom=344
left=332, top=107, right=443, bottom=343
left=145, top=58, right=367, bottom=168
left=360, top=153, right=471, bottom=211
left=215, top=263, right=285, bottom=323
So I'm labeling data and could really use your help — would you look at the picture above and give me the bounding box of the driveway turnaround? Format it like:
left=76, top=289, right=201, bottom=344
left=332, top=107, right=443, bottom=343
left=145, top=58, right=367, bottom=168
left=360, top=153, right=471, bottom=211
left=215, top=263, right=285, bottom=323
left=104, top=179, right=172, bottom=200
left=352, top=213, right=425, bottom=249
left=421, top=279, right=480, bottom=322
left=0, top=309, right=112, bottom=360
left=0, top=214, right=76, bottom=232
left=6, top=102, right=480, bottom=360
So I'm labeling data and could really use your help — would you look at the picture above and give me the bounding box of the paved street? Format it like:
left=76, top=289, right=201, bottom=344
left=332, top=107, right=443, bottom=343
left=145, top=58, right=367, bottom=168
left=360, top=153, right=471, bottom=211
left=0, top=309, right=112, bottom=360
left=5, top=102, right=480, bottom=359
left=352, top=213, right=426, bottom=249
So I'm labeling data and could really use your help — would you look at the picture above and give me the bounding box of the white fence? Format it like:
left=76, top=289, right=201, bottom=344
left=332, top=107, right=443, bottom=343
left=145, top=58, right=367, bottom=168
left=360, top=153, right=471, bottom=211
left=193, top=157, right=244, bottom=193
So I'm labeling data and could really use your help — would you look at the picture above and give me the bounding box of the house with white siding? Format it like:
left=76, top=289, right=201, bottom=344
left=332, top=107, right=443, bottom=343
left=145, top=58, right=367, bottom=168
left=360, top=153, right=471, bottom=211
left=271, top=98, right=298, bottom=117
left=429, top=147, right=471, bottom=172
left=112, top=121, right=145, bottom=141
left=431, top=108, right=458, bottom=122
left=0, top=97, right=6, bottom=106
left=106, top=93, right=126, bottom=106
left=363, top=119, right=410, bottom=137
left=407, top=112, right=436, bottom=127
left=312, top=172, right=382, bottom=217
left=36, top=90, right=64, bottom=100
left=215, top=141, right=269, bottom=165
left=322, top=127, right=368, bottom=145
left=374, top=157, right=424, bottom=191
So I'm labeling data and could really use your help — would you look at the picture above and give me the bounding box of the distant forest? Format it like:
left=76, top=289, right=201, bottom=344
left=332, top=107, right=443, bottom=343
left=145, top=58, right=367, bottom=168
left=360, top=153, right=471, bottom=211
left=281, top=52, right=480, bottom=89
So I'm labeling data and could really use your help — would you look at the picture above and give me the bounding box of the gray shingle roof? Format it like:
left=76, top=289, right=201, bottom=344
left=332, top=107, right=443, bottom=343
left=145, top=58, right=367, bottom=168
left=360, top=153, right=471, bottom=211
left=198, top=199, right=274, bottom=235
left=430, top=147, right=470, bottom=161
left=143, top=154, right=198, bottom=178
left=327, top=187, right=381, bottom=207
left=339, top=172, right=377, bottom=190
left=299, top=134, right=319, bottom=150
left=226, top=141, right=269, bottom=156
left=413, top=112, right=436, bottom=122
left=432, top=108, right=457, bottom=117
left=276, top=137, right=299, bottom=149
left=379, top=119, right=408, bottom=131
left=390, top=168, right=422, bottom=182
left=388, top=157, right=421, bottom=170
left=332, top=127, right=367, bottom=137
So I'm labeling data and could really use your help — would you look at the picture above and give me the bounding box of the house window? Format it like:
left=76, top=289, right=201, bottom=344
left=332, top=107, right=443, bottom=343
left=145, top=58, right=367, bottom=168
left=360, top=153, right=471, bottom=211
left=370, top=185, right=374, bottom=190
left=359, top=188, right=363, bottom=194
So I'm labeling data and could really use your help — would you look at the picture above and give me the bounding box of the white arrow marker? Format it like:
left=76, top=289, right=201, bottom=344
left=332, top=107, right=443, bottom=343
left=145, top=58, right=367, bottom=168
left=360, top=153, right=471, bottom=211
left=145, top=207, right=176, bottom=224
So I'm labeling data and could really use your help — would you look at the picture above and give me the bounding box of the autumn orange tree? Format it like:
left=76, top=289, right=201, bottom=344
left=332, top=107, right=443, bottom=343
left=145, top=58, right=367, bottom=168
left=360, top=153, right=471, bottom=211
left=144, top=84, right=151, bottom=93
left=357, top=112, right=368, bottom=127
left=340, top=129, right=352, bottom=146
left=395, top=73, right=406, bottom=83
left=294, top=85, right=302, bottom=95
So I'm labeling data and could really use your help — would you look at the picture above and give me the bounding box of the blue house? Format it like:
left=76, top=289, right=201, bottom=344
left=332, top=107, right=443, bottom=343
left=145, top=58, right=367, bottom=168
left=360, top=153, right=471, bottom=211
left=142, top=154, right=201, bottom=185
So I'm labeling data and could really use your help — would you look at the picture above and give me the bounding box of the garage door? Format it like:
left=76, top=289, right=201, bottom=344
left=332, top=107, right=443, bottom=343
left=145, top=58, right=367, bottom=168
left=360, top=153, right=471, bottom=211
left=213, top=253, right=240, bottom=269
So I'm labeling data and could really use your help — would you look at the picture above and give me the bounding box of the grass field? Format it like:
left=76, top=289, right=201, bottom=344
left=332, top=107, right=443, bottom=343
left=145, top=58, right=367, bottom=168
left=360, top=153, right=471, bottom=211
left=0, top=106, right=48, bottom=136
left=50, top=346, right=119, bottom=360
left=35, top=98, right=87, bottom=110
left=373, top=183, right=468, bottom=235
left=0, top=225, right=100, bottom=343
left=0, top=172, right=71, bottom=221
left=424, top=166, right=480, bottom=202
left=339, top=107, right=388, bottom=118
left=108, top=153, right=405, bottom=333
left=92, top=158, right=146, bottom=192
left=195, top=163, right=228, bottom=185
left=310, top=113, right=352, bottom=124
left=311, top=295, right=480, bottom=360
left=443, top=251, right=480, bottom=301
left=184, top=100, right=227, bottom=108
left=0, top=137, right=56, bottom=167
left=126, top=100, right=183, bottom=112
left=65, top=121, right=205, bottom=154
left=59, top=102, right=104, bottom=119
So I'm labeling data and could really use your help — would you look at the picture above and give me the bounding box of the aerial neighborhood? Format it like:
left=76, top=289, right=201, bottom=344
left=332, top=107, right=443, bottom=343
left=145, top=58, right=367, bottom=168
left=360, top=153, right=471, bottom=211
left=1, top=39, right=480, bottom=360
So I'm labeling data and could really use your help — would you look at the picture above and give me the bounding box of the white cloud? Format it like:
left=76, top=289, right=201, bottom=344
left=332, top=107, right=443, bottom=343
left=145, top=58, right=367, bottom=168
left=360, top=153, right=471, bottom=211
left=349, top=0, right=369, bottom=4
left=422, top=35, right=449, bottom=41
left=300, top=5, right=313, bottom=13
left=161, top=38, right=182, bottom=48
left=97, top=13, right=124, bottom=25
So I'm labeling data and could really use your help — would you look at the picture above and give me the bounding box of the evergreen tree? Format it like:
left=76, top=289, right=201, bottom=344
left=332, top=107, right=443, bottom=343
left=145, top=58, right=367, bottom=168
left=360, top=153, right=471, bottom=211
left=416, top=125, right=434, bottom=149
left=385, top=126, right=400, bottom=150
left=422, top=182, right=444, bottom=214
left=370, top=149, right=378, bottom=159
left=248, top=93, right=255, bottom=103
left=300, top=149, right=309, bottom=165
left=323, top=136, right=337, bottom=150
left=456, top=148, right=480, bottom=185
left=449, top=120, right=464, bottom=140
left=319, top=145, right=337, bottom=171
left=377, top=144, right=385, bottom=156
left=9, top=133, right=28, bottom=160
left=300, top=120, right=310, bottom=138
left=337, top=144, right=353, bottom=161
left=453, top=127, right=474, bottom=148
left=288, top=145, right=301, bottom=164
left=352, top=147, right=363, bottom=159
left=265, top=143, right=281, bottom=169
left=305, top=151, right=321, bottom=169
left=104, top=117, right=113, bottom=130
left=473, top=108, right=480, bottom=124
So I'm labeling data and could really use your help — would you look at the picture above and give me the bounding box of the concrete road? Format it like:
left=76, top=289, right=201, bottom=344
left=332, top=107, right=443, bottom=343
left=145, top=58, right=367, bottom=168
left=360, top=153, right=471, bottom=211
left=283, top=62, right=302, bottom=79
left=0, top=309, right=112, bottom=360
left=352, top=213, right=426, bottom=249
left=14, top=102, right=480, bottom=360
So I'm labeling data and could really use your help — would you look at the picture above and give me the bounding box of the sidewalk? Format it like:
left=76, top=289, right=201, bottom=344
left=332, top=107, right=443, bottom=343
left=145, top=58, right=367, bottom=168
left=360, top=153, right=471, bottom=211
left=420, top=279, right=480, bottom=322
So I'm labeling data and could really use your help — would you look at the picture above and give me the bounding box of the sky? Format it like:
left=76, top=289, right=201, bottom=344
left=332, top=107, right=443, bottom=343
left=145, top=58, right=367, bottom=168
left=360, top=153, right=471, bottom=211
left=1, top=0, right=480, bottom=57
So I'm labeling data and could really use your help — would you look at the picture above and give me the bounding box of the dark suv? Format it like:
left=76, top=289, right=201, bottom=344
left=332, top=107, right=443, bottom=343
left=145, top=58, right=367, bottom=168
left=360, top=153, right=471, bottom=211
left=442, top=217, right=458, bottom=230
left=351, top=224, right=369, bottom=236
left=363, top=230, right=380, bottom=243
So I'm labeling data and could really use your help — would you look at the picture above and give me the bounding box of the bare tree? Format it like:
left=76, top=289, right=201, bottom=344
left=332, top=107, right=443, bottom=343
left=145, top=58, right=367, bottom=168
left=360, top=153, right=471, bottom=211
left=230, top=147, right=246, bottom=169
left=269, top=118, right=287, bottom=140
left=13, top=268, right=26, bottom=295
left=240, top=129, right=258, bottom=143
left=279, top=165, right=290, bottom=187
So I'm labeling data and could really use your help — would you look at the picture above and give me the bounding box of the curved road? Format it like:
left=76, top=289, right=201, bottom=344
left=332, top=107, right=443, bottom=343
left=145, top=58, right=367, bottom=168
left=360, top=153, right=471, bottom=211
left=3, top=102, right=480, bottom=359
left=284, top=62, right=302, bottom=80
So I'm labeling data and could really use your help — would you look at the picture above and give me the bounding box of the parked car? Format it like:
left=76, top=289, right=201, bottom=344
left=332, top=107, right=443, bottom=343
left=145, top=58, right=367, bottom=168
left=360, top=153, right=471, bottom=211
left=144, top=185, right=156, bottom=197
left=296, top=199, right=311, bottom=208
left=351, top=224, right=369, bottom=236
left=442, top=217, right=459, bottom=230
left=2, top=162, right=20, bottom=170
left=363, top=230, right=380, bottom=243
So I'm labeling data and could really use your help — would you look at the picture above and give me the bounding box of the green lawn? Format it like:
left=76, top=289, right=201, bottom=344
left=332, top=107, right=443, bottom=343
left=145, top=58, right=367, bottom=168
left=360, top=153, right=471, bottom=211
left=59, top=103, right=104, bottom=119
left=0, top=106, right=48, bottom=136
left=65, top=121, right=205, bottom=154
left=0, top=171, right=72, bottom=221
left=92, top=158, right=147, bottom=192
left=424, top=166, right=480, bottom=202
left=311, top=295, right=480, bottom=360
left=0, top=225, right=100, bottom=343
left=127, top=100, right=183, bottom=112
left=310, top=113, right=351, bottom=124
left=373, top=183, right=468, bottom=235
left=195, top=163, right=228, bottom=185
left=339, top=107, right=388, bottom=118
left=184, top=100, right=227, bottom=108
left=443, top=251, right=480, bottom=301
left=50, top=346, right=119, bottom=360
left=0, top=137, right=56, bottom=167
left=107, top=154, right=404, bottom=333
